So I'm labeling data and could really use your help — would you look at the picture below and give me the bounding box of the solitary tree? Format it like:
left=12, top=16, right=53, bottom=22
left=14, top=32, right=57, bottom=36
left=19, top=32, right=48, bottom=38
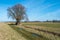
left=7, top=4, right=28, bottom=25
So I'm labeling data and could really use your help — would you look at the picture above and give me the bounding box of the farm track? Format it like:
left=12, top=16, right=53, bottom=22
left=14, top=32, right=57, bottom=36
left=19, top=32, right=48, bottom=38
left=9, top=24, right=49, bottom=40
left=23, top=25, right=60, bottom=37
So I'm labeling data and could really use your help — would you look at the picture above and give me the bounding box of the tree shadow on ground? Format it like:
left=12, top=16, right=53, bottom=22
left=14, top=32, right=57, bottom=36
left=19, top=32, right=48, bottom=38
left=8, top=24, right=16, bottom=25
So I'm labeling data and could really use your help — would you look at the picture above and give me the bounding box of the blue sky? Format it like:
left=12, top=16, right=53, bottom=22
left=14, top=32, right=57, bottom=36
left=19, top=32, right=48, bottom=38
left=0, top=0, right=60, bottom=21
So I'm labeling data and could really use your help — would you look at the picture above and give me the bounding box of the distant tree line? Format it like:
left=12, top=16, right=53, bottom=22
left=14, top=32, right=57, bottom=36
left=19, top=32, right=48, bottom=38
left=45, top=20, right=60, bottom=22
left=24, top=21, right=41, bottom=22
left=24, top=20, right=60, bottom=23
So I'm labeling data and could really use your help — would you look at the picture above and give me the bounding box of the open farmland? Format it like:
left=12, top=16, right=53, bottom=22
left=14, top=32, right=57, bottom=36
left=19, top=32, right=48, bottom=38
left=21, top=22, right=60, bottom=40
left=22, top=22, right=60, bottom=33
left=0, top=22, right=60, bottom=40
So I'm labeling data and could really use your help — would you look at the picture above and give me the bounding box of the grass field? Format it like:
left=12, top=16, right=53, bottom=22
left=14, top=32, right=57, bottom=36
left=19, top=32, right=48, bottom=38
left=0, top=23, right=26, bottom=40
left=0, top=22, right=60, bottom=40
left=21, top=22, right=60, bottom=40
left=22, top=22, right=60, bottom=32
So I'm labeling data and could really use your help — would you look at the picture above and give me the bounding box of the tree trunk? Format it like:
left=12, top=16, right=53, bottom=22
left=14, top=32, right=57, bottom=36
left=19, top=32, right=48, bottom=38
left=15, top=20, right=20, bottom=25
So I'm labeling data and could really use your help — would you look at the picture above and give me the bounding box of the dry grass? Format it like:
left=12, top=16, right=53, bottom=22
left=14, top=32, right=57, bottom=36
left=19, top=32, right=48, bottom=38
left=0, top=22, right=60, bottom=40
left=21, top=22, right=60, bottom=40
left=0, top=23, right=26, bottom=40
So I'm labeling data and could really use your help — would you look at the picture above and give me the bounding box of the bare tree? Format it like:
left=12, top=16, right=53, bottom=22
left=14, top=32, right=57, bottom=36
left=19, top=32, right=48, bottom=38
left=7, top=4, right=28, bottom=25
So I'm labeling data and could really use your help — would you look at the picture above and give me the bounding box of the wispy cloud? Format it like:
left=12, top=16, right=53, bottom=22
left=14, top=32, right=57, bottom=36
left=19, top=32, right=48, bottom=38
left=39, top=9, right=60, bottom=21
left=0, top=0, right=60, bottom=21
left=40, top=3, right=57, bottom=11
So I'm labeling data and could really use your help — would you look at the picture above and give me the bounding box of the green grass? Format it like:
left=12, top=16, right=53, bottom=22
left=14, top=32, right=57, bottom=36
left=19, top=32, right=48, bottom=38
left=22, top=22, right=60, bottom=40
left=22, top=22, right=60, bottom=28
